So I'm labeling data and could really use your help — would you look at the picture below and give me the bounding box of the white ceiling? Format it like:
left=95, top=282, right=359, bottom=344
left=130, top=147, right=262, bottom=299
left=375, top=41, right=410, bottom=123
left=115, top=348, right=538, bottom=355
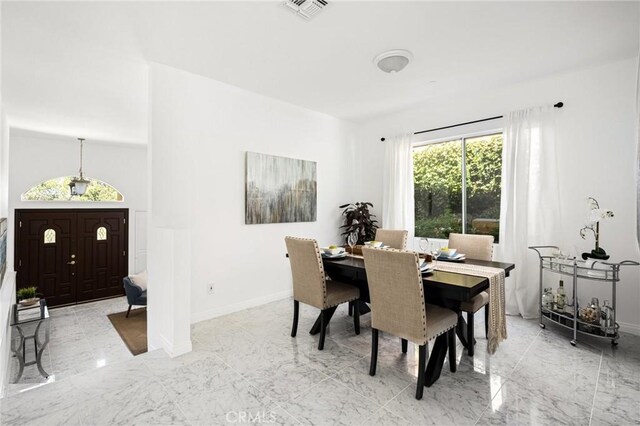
left=3, top=1, right=639, bottom=144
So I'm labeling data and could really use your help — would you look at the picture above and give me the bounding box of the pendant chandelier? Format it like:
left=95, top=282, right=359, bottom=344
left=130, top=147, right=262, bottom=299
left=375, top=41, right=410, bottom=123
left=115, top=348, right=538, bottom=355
left=69, top=138, right=90, bottom=197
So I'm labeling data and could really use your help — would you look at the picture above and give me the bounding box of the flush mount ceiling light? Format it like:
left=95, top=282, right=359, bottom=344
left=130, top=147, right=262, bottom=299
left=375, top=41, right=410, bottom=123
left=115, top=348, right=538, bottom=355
left=374, top=49, right=413, bottom=74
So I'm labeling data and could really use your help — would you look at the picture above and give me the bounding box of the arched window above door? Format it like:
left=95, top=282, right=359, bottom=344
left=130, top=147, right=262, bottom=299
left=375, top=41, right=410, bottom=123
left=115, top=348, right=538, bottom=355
left=21, top=177, right=124, bottom=202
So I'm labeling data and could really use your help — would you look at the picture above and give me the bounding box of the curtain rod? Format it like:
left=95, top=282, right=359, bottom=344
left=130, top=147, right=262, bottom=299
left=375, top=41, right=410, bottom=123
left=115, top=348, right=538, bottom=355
left=380, top=101, right=564, bottom=142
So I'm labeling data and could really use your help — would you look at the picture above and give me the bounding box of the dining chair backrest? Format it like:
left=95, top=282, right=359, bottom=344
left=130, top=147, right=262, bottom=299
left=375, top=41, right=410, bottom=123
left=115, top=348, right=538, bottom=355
left=375, top=229, right=408, bottom=250
left=447, top=233, right=494, bottom=261
left=362, top=247, right=427, bottom=345
left=285, top=237, right=327, bottom=309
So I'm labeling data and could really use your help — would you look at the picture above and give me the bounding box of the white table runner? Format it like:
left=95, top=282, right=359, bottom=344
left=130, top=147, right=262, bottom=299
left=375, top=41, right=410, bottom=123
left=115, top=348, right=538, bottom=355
left=434, top=262, right=507, bottom=354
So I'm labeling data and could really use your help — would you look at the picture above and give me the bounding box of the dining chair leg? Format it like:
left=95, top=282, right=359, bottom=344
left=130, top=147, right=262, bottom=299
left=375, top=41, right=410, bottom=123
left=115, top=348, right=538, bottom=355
left=467, top=312, right=475, bottom=357
left=448, top=328, right=457, bottom=372
left=485, top=304, right=489, bottom=338
left=318, top=309, right=327, bottom=350
left=401, top=338, right=408, bottom=354
left=415, top=344, right=427, bottom=400
left=369, top=328, right=379, bottom=376
left=126, top=305, right=132, bottom=318
left=291, top=300, right=299, bottom=338
left=348, top=301, right=353, bottom=317
left=353, top=301, right=360, bottom=335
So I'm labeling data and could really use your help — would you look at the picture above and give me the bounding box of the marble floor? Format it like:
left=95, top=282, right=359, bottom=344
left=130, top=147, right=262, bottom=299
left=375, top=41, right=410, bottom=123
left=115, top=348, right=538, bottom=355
left=4, top=296, right=141, bottom=396
left=1, top=297, right=639, bottom=425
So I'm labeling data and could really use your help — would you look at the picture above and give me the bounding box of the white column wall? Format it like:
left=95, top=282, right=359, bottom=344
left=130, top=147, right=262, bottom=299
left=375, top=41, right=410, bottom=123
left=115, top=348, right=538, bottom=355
left=147, top=68, right=193, bottom=354
left=0, top=2, right=16, bottom=394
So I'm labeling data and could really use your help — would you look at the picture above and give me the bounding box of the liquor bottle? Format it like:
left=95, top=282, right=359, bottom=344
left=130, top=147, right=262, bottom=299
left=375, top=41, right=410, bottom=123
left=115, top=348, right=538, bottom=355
left=556, top=280, right=566, bottom=310
left=601, top=300, right=615, bottom=332
left=542, top=288, right=553, bottom=309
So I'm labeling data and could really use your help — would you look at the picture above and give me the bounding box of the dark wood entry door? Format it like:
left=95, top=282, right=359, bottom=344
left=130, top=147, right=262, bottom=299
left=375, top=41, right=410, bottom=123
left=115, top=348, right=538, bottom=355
left=16, top=209, right=129, bottom=307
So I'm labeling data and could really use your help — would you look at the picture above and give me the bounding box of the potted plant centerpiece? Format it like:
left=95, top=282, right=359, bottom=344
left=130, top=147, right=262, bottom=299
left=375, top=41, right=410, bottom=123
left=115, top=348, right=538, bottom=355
left=339, top=202, right=379, bottom=245
left=17, top=286, right=40, bottom=306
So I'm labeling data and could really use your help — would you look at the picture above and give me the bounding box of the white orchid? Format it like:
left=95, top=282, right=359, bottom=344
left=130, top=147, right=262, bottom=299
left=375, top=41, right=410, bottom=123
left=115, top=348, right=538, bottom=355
left=579, top=197, right=614, bottom=240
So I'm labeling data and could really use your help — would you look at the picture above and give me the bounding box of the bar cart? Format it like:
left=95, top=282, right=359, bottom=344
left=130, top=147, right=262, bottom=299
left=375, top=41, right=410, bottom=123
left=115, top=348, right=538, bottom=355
left=529, top=246, right=639, bottom=346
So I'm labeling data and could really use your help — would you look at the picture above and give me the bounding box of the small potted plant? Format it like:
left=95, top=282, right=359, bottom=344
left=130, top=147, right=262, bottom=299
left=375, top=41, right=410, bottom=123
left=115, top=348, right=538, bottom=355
left=339, top=202, right=379, bottom=245
left=17, top=286, right=40, bottom=306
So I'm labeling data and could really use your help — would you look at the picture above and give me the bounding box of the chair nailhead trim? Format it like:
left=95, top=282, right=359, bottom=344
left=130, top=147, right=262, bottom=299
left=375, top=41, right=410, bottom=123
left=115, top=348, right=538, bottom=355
left=287, top=236, right=328, bottom=306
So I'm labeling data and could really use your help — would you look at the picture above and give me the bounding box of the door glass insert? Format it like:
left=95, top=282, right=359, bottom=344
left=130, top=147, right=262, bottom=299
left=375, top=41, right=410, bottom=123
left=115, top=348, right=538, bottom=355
left=44, top=228, right=56, bottom=244
left=97, top=226, right=107, bottom=241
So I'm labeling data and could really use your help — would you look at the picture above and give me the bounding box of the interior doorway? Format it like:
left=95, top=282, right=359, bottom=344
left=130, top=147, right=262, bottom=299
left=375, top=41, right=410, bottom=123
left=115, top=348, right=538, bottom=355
left=15, top=208, right=129, bottom=307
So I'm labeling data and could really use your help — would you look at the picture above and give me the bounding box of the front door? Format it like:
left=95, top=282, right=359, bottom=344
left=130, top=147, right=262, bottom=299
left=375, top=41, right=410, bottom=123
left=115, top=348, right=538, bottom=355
left=16, top=209, right=129, bottom=307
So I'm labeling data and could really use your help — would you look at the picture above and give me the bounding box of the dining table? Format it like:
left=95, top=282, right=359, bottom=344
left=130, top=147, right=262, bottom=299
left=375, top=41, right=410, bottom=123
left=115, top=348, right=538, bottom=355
left=313, top=253, right=515, bottom=386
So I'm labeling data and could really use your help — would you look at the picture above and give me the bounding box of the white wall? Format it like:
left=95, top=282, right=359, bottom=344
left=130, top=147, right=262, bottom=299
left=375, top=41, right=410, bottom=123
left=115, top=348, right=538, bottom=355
left=0, top=114, right=15, bottom=397
left=356, top=57, right=640, bottom=334
left=149, top=63, right=358, bottom=351
left=8, top=129, right=148, bottom=275
left=0, top=1, right=16, bottom=395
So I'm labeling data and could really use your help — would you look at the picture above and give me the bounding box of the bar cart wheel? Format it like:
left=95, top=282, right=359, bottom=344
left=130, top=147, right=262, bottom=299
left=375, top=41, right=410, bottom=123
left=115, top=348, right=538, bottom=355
left=539, top=323, right=546, bottom=329
left=570, top=340, right=577, bottom=346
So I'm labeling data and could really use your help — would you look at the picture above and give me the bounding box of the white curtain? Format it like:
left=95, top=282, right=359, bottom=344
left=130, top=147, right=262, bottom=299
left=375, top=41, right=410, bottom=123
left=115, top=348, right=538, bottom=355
left=636, top=49, right=640, bottom=250
left=382, top=133, right=415, bottom=244
left=495, top=107, right=561, bottom=319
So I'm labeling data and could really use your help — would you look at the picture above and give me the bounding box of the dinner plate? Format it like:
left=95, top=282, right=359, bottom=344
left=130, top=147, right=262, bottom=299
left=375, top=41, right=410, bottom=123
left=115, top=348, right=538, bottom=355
left=321, top=247, right=346, bottom=255
left=322, top=252, right=348, bottom=259
left=363, top=243, right=391, bottom=248
left=420, top=262, right=435, bottom=273
left=437, top=253, right=466, bottom=261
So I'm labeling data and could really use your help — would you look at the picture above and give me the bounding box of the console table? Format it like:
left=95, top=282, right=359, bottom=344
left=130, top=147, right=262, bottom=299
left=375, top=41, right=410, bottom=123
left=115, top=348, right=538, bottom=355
left=10, top=299, right=50, bottom=382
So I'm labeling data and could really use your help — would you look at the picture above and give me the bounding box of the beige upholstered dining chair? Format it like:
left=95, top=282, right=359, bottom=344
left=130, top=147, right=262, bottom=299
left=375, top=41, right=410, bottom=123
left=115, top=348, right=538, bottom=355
left=447, top=233, right=494, bottom=356
left=374, top=229, right=408, bottom=249
left=348, top=228, right=409, bottom=317
left=362, top=247, right=457, bottom=400
left=285, top=237, right=361, bottom=350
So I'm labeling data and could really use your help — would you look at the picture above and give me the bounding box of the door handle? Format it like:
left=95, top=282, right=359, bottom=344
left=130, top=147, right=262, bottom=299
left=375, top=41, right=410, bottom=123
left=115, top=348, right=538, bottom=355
left=67, top=261, right=76, bottom=265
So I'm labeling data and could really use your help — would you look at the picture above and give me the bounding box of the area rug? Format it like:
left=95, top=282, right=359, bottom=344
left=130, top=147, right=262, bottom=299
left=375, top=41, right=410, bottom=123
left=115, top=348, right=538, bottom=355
left=107, top=308, right=148, bottom=355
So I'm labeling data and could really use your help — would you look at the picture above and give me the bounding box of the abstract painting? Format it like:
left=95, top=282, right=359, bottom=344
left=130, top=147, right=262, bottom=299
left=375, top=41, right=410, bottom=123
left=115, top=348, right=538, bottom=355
left=245, top=152, right=317, bottom=224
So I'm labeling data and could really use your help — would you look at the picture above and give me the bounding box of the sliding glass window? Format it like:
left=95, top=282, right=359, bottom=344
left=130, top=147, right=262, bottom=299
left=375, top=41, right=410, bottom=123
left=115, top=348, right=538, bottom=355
left=413, top=132, right=502, bottom=242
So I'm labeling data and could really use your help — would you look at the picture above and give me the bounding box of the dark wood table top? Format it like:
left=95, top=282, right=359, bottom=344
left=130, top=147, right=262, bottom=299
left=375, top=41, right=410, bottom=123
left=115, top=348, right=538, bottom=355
left=322, top=255, right=515, bottom=303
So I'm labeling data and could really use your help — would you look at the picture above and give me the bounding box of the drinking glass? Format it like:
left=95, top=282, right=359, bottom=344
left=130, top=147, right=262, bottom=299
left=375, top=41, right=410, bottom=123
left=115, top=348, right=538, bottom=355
left=419, top=238, right=429, bottom=254
left=347, top=232, right=358, bottom=255
left=430, top=242, right=440, bottom=269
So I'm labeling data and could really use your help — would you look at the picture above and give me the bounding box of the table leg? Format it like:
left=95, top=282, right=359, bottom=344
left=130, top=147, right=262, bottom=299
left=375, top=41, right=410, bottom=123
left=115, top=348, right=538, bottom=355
left=34, top=321, right=50, bottom=379
left=425, top=333, right=448, bottom=387
left=357, top=302, right=371, bottom=315
left=309, top=306, right=338, bottom=335
left=11, top=330, right=26, bottom=383
left=455, top=312, right=470, bottom=349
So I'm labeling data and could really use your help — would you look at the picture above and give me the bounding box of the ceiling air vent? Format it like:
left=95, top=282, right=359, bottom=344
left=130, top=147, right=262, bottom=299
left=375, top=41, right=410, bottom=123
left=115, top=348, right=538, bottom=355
left=284, top=0, right=328, bottom=21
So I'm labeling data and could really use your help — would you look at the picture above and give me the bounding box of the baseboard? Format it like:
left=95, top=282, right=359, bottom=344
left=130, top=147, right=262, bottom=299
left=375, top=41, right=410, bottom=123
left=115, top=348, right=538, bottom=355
left=158, top=334, right=192, bottom=358
left=191, top=289, right=292, bottom=324
left=618, top=321, right=640, bottom=336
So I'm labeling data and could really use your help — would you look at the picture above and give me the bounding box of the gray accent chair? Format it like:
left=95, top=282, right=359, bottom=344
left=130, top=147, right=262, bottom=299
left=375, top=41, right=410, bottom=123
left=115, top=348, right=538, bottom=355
left=123, top=276, right=147, bottom=318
